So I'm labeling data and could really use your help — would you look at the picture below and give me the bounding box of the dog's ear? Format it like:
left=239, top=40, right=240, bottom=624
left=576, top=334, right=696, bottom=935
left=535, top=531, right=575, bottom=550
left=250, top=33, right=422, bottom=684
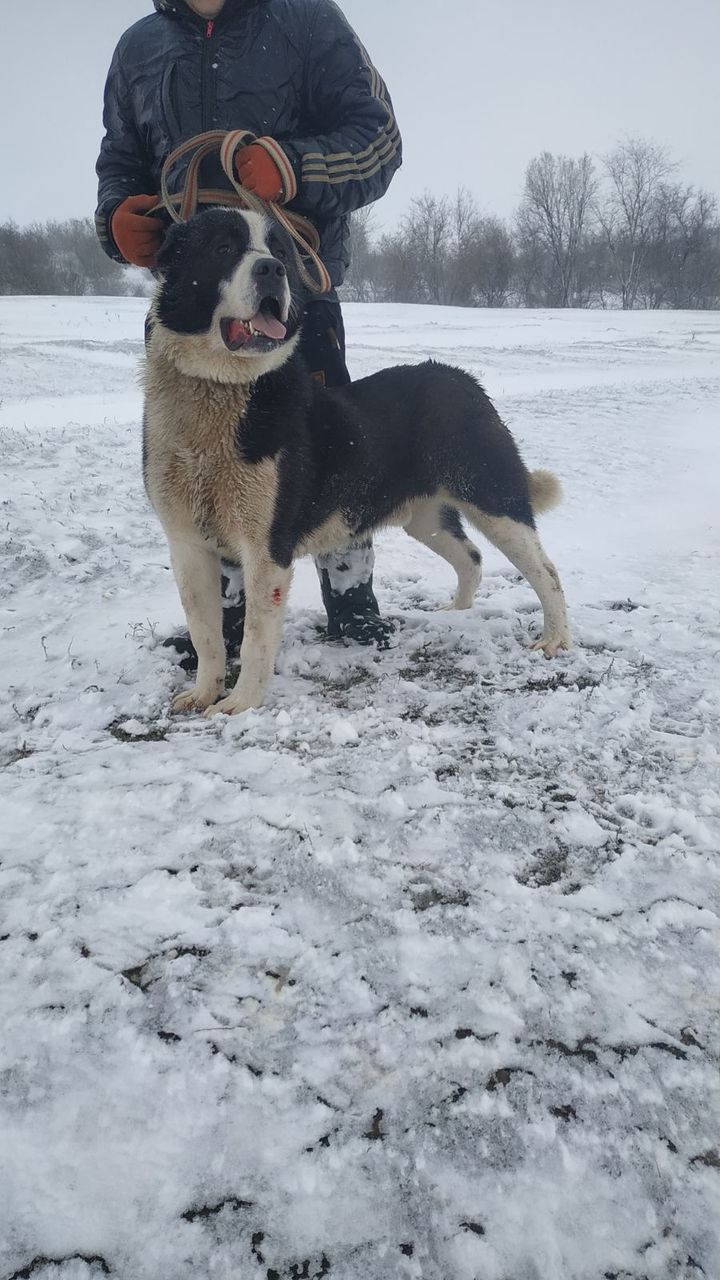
left=269, top=217, right=295, bottom=258
left=156, top=220, right=190, bottom=273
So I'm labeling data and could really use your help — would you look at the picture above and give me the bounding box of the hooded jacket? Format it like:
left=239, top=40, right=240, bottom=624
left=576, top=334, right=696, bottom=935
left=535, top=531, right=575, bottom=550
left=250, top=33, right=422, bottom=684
left=95, top=0, right=401, bottom=286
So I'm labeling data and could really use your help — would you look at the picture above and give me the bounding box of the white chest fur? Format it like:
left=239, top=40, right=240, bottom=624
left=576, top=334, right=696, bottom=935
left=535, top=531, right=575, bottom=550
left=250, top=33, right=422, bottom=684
left=143, top=355, right=278, bottom=556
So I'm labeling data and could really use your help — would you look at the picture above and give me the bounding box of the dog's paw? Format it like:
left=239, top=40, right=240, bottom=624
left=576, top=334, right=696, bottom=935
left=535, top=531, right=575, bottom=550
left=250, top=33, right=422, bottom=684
left=440, top=595, right=475, bottom=612
left=203, top=693, right=259, bottom=718
left=171, top=684, right=221, bottom=714
left=530, top=631, right=572, bottom=659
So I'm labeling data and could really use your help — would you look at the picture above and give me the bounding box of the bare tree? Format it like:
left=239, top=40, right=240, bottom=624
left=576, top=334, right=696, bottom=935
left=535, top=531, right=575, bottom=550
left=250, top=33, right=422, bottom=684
left=596, top=137, right=675, bottom=309
left=341, top=206, right=379, bottom=303
left=518, top=152, right=596, bottom=306
left=462, top=216, right=516, bottom=307
left=452, top=188, right=478, bottom=253
left=445, top=188, right=481, bottom=305
left=640, top=184, right=720, bottom=309
left=402, top=193, right=452, bottom=304
left=375, top=229, right=422, bottom=303
left=373, top=190, right=516, bottom=309
left=0, top=223, right=52, bottom=294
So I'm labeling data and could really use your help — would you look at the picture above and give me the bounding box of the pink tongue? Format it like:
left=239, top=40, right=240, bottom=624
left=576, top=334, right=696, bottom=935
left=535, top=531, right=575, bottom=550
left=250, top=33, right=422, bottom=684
left=251, top=309, right=287, bottom=340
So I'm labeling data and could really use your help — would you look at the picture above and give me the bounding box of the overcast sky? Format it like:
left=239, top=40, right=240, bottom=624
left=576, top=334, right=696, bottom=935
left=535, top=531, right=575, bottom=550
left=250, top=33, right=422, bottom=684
left=1, top=0, right=717, bottom=233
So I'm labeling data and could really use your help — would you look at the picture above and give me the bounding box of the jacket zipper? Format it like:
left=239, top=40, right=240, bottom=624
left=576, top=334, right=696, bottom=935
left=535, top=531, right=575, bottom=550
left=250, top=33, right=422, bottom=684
left=200, top=20, right=215, bottom=130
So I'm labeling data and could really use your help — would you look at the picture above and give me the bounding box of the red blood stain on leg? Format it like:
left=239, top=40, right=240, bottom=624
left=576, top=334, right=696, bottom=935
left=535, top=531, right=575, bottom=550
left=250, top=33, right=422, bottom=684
left=272, top=587, right=282, bottom=605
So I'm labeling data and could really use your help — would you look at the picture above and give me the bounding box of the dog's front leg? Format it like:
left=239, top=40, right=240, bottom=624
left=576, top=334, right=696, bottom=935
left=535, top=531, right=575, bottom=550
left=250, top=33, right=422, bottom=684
left=168, top=538, right=226, bottom=713
left=205, top=551, right=292, bottom=717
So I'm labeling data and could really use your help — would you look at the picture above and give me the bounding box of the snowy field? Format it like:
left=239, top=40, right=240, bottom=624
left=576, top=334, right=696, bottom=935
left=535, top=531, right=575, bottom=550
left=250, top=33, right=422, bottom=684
left=1, top=298, right=719, bottom=1280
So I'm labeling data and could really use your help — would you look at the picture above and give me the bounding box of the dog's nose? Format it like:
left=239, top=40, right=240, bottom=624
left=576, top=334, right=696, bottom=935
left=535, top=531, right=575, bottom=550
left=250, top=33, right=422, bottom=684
left=252, top=257, right=286, bottom=282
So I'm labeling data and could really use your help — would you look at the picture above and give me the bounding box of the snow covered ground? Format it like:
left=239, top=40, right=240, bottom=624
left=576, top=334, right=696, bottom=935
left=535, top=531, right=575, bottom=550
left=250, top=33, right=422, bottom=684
left=1, top=298, right=719, bottom=1280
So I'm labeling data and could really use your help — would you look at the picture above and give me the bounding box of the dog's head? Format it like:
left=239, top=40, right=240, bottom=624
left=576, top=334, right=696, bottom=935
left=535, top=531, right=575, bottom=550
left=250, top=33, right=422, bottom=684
left=151, top=208, right=303, bottom=383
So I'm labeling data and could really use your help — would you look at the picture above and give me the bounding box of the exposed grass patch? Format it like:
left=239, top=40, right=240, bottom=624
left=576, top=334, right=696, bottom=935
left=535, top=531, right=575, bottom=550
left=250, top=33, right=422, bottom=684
left=108, top=719, right=168, bottom=743
left=182, top=1197, right=253, bottom=1222
left=2, top=743, right=35, bottom=767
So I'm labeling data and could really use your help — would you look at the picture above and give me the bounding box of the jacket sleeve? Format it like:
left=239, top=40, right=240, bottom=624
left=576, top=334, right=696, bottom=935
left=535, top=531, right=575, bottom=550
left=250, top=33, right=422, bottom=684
left=94, top=40, right=156, bottom=263
left=267, top=0, right=401, bottom=220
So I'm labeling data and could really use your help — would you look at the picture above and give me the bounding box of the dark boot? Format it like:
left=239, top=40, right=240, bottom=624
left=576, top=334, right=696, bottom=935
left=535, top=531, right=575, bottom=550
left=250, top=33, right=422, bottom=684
left=317, top=541, right=394, bottom=649
left=319, top=570, right=394, bottom=648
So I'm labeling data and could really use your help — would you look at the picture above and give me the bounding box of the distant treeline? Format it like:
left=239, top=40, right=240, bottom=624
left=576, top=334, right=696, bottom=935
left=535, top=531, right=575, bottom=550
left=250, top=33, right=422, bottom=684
left=344, top=138, right=720, bottom=310
left=0, top=219, right=145, bottom=298
left=1, top=138, right=719, bottom=309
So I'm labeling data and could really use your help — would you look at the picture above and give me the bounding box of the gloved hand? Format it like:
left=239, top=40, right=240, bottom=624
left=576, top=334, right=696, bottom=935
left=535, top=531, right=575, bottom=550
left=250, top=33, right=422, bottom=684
left=110, top=194, right=163, bottom=267
left=234, top=142, right=285, bottom=202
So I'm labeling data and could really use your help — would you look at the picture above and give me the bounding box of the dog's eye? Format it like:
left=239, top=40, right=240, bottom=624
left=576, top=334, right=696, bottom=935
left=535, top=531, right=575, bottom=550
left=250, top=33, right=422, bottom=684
left=273, top=243, right=287, bottom=262
left=214, top=241, right=234, bottom=256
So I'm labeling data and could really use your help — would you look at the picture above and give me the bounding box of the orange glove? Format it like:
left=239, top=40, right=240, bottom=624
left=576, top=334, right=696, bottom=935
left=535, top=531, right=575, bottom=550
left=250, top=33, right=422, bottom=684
left=235, top=143, right=285, bottom=202
left=110, top=194, right=163, bottom=267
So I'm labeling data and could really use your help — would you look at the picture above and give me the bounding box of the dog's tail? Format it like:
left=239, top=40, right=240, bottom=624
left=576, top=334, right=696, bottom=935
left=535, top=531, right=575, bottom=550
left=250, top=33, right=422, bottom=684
left=527, top=468, right=563, bottom=515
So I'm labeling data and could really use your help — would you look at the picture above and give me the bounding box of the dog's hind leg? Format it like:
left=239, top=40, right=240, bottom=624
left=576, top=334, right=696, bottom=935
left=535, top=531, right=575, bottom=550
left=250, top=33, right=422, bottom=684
left=461, top=509, right=571, bottom=656
left=206, top=550, right=293, bottom=716
left=403, top=501, right=482, bottom=609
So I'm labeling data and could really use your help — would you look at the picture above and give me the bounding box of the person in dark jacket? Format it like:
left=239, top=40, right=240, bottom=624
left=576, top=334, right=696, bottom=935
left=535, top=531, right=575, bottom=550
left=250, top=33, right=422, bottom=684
left=96, top=0, right=402, bottom=661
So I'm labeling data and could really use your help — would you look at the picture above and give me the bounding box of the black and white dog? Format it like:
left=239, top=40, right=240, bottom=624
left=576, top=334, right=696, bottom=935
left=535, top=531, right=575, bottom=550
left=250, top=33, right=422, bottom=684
left=143, top=208, right=570, bottom=716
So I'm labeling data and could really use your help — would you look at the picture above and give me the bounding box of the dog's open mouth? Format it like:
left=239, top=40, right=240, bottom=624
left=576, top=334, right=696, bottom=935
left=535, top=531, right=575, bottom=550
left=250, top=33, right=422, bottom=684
left=221, top=298, right=287, bottom=351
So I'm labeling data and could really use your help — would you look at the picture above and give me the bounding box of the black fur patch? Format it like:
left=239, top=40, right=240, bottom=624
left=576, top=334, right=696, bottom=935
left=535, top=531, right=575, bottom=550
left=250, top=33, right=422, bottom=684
left=155, top=210, right=252, bottom=334
left=440, top=504, right=467, bottom=540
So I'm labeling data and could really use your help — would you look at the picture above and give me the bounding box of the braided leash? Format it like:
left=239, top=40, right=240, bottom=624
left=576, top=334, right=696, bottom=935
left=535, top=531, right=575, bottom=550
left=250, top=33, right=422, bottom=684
left=150, top=129, right=332, bottom=295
